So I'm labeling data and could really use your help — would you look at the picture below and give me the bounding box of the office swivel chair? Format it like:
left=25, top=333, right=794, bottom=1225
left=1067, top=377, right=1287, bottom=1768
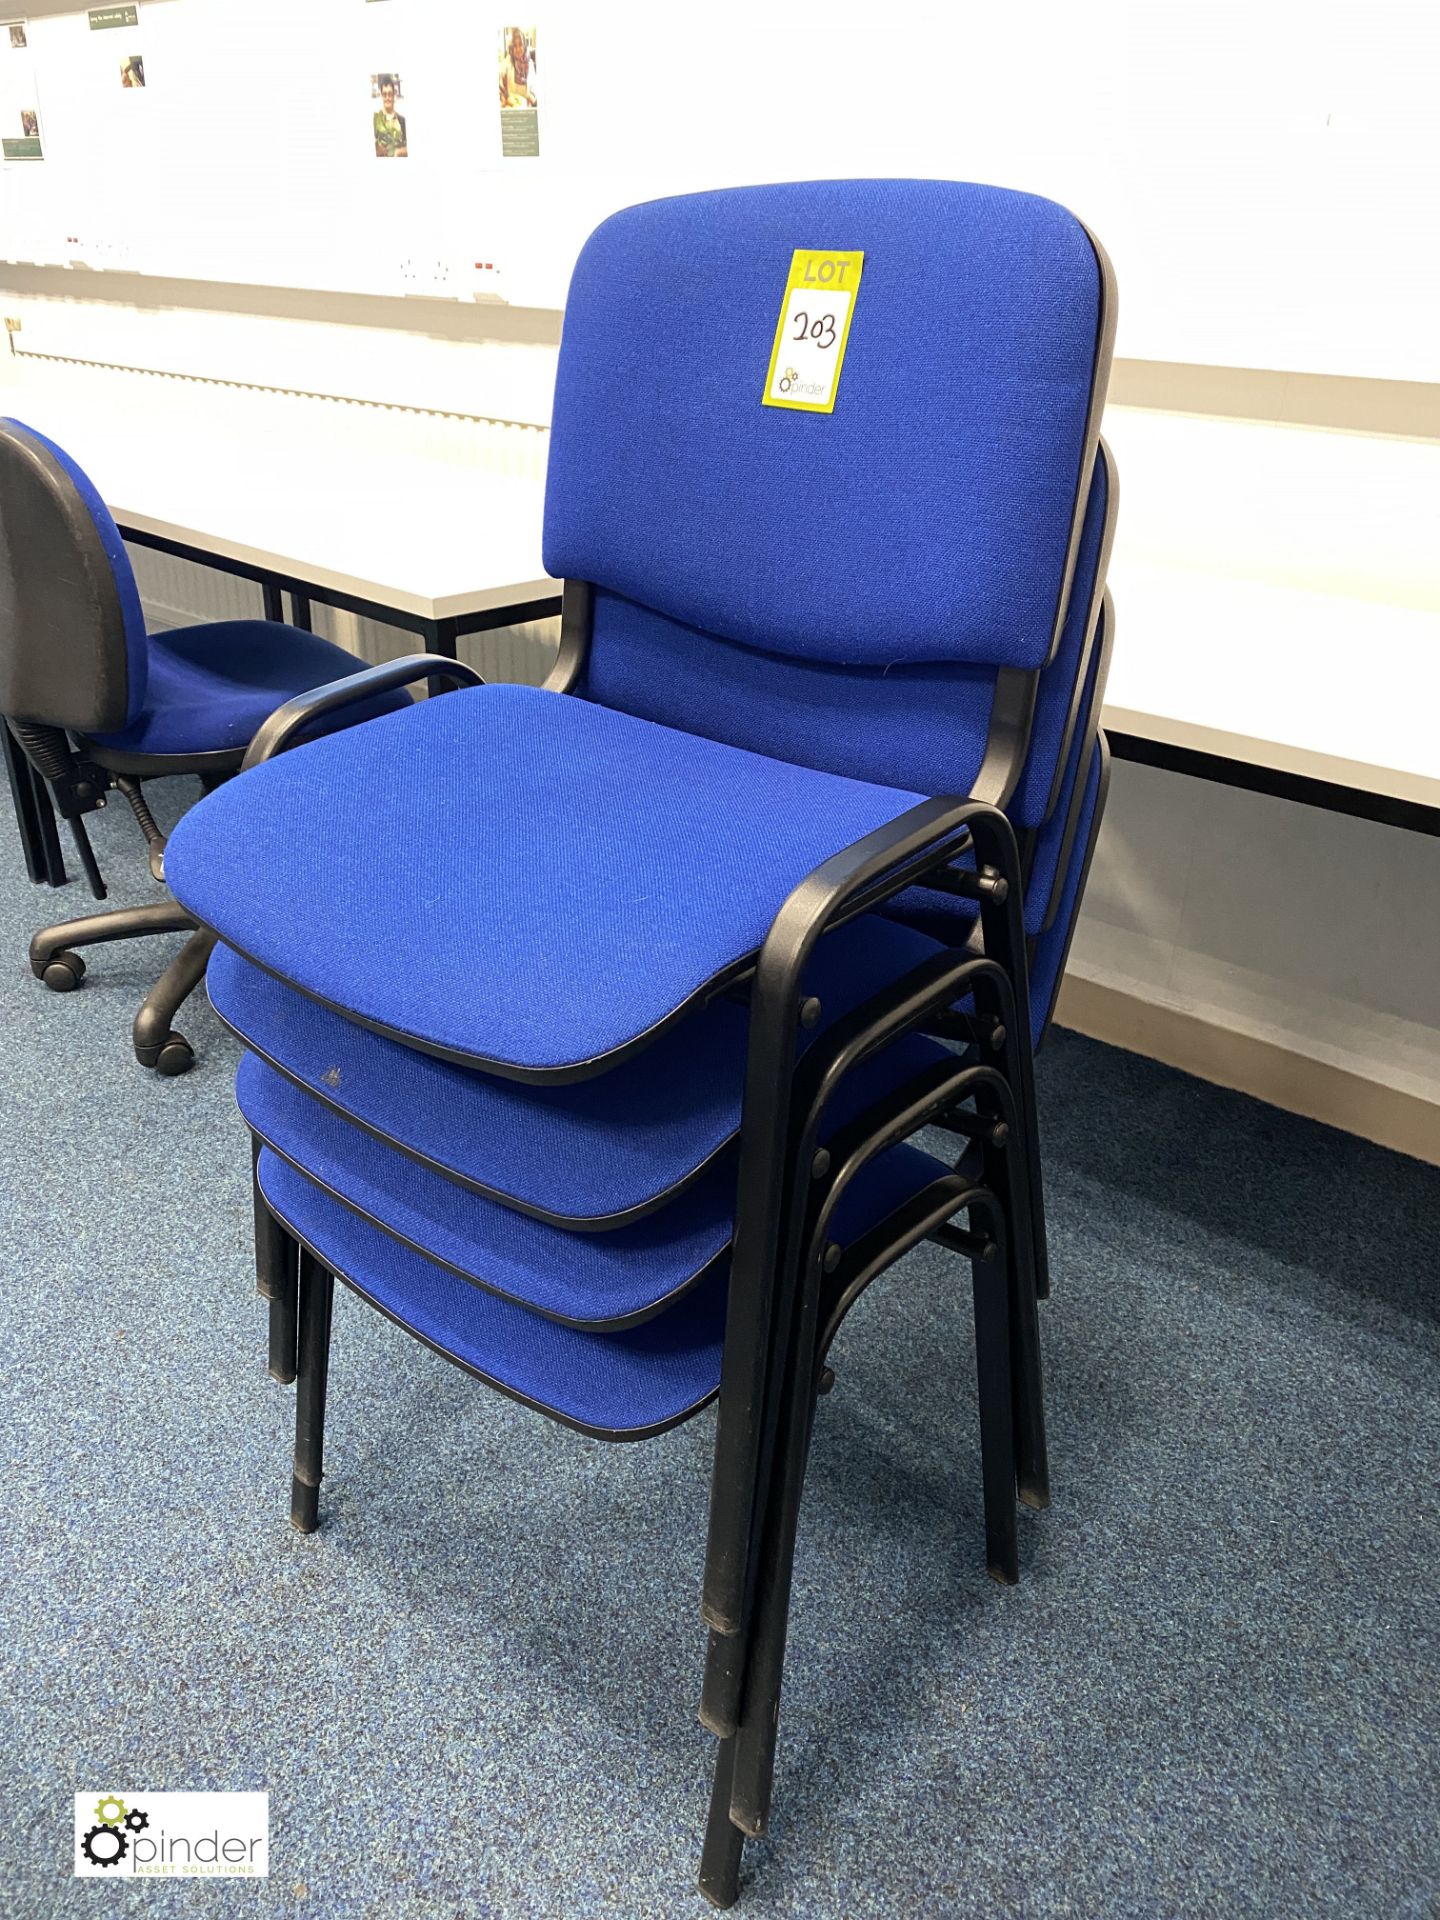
left=162, top=180, right=1116, bottom=1902
left=0, top=418, right=403, bottom=1073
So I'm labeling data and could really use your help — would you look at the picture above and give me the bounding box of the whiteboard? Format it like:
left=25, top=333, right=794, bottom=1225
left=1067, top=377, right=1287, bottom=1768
left=3, top=0, right=1438, bottom=381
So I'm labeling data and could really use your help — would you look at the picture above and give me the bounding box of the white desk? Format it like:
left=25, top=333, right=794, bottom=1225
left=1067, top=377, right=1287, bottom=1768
left=1104, top=563, right=1440, bottom=834
left=10, top=368, right=1437, bottom=840
left=2, top=367, right=561, bottom=887
left=1, top=369, right=559, bottom=650
left=1097, top=406, right=1440, bottom=835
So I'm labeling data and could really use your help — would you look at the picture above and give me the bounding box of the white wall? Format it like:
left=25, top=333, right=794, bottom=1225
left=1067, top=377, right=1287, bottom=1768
left=1068, top=395, right=1440, bottom=1125
left=6, top=0, right=1440, bottom=374
left=1070, top=759, right=1440, bottom=1107
left=3, top=0, right=1438, bottom=1141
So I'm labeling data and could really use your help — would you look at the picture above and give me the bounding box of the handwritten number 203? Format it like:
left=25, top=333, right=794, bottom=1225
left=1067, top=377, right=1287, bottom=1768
left=791, top=309, right=837, bottom=348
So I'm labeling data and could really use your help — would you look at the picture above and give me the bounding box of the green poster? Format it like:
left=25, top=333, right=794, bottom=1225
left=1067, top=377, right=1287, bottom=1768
left=89, top=6, right=139, bottom=30
left=3, top=134, right=42, bottom=159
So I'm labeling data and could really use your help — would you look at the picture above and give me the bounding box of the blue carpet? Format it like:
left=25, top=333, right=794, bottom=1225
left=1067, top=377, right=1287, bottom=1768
left=2, top=780, right=1437, bottom=1919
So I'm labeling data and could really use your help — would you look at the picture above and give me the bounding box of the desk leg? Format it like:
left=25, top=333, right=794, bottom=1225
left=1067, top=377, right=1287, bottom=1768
left=32, top=764, right=68, bottom=886
left=262, top=579, right=285, bottom=623
left=4, top=723, right=45, bottom=884
left=288, top=590, right=313, bottom=632
left=422, top=617, right=459, bottom=661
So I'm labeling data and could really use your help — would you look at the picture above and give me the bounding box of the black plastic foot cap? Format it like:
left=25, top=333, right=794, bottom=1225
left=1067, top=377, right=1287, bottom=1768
left=289, top=1477, right=320, bottom=1533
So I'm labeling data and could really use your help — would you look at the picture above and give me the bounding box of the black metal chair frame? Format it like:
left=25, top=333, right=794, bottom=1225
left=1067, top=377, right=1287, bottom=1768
left=199, top=219, right=1118, bottom=1902
left=219, top=636, right=1050, bottom=1905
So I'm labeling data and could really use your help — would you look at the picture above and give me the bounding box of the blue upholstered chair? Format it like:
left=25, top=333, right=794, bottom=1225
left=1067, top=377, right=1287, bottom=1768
left=163, top=180, right=1116, bottom=1903
left=0, top=417, right=405, bottom=1072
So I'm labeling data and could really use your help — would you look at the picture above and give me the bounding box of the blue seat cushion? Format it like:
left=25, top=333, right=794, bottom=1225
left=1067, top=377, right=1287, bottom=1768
left=259, top=1145, right=727, bottom=1436
left=242, top=1054, right=732, bottom=1328
left=209, top=914, right=948, bottom=1226
left=89, top=620, right=405, bottom=760
left=167, top=684, right=924, bottom=1076
left=256, top=1128, right=952, bottom=1437
left=239, top=1026, right=952, bottom=1326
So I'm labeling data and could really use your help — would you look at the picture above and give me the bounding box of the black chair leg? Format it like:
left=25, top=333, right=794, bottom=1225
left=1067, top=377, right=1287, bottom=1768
left=30, top=899, right=196, bottom=982
left=68, top=815, right=108, bottom=900
left=699, top=1625, right=746, bottom=1738
left=133, top=928, right=216, bottom=1074
left=268, top=1273, right=299, bottom=1386
left=253, top=1143, right=298, bottom=1384
left=993, top=1133, right=1049, bottom=1511
left=970, top=1217, right=1018, bottom=1586
left=697, top=1735, right=745, bottom=1909
left=291, top=1250, right=334, bottom=1534
left=4, top=721, right=45, bottom=884
left=31, top=761, right=67, bottom=886
left=727, top=1368, right=820, bottom=1839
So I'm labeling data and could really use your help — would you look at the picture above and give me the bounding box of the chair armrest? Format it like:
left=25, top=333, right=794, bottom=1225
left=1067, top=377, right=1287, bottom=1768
left=241, top=655, right=485, bottom=771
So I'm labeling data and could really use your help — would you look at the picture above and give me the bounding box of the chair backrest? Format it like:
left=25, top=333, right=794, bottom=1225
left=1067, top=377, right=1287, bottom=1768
left=545, top=180, right=1113, bottom=801
left=0, top=418, right=147, bottom=733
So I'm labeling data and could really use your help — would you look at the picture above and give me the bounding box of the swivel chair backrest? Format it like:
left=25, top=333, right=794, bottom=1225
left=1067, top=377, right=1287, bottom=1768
left=544, top=179, right=1114, bottom=804
left=0, top=418, right=148, bottom=734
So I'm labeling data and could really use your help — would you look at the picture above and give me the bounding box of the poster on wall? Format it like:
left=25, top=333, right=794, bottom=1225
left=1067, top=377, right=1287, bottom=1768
left=89, top=6, right=147, bottom=95
left=1, top=17, right=42, bottom=160
left=371, top=70, right=408, bottom=157
left=498, top=25, right=537, bottom=157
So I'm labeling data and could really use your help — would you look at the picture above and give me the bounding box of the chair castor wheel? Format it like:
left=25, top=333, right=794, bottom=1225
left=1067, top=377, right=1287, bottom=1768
left=153, top=1032, right=196, bottom=1076
left=41, top=950, right=86, bottom=993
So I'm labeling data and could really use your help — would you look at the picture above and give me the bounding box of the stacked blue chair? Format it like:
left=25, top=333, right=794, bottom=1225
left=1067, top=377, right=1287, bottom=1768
left=162, top=180, right=1117, bottom=1904
left=0, top=418, right=409, bottom=1072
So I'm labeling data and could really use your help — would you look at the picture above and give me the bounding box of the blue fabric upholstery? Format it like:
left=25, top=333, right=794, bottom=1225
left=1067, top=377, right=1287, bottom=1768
left=1029, top=739, right=1106, bottom=1042
left=168, top=684, right=925, bottom=1073
left=89, top=620, right=401, bottom=759
left=579, top=589, right=998, bottom=799
left=5, top=417, right=148, bottom=722
left=258, top=1145, right=728, bottom=1436
left=242, top=1055, right=733, bottom=1327
left=257, top=1131, right=951, bottom=1436
left=544, top=182, right=1100, bottom=672
left=581, top=449, right=1106, bottom=817
left=209, top=914, right=947, bottom=1225
left=240, top=1034, right=949, bottom=1326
